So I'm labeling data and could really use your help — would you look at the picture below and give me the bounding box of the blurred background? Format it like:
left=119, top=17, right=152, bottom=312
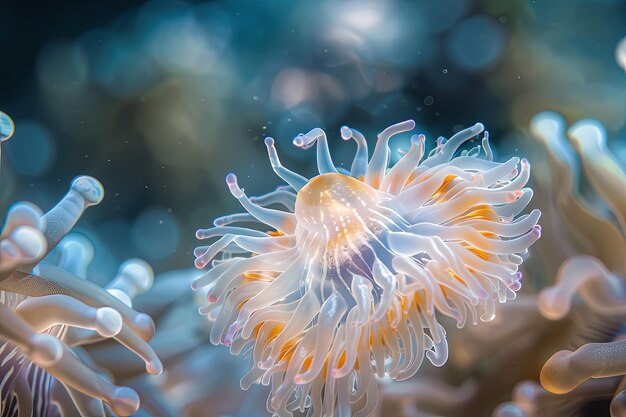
left=1, top=0, right=626, bottom=285
left=2, top=1, right=626, bottom=417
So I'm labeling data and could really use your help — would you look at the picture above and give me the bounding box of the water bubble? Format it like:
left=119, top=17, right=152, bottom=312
left=253, top=95, right=259, bottom=101
left=424, top=96, right=434, bottom=106
left=0, top=112, right=15, bottom=142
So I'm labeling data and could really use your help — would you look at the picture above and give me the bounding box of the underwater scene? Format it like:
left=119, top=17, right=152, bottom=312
left=1, top=0, right=626, bottom=416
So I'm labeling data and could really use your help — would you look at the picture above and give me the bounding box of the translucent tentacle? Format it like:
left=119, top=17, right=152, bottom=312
left=42, top=176, right=104, bottom=250
left=106, top=259, right=154, bottom=303
left=340, top=126, right=369, bottom=179
left=568, top=119, right=626, bottom=234
left=538, top=255, right=626, bottom=320
left=24, top=262, right=155, bottom=341
left=381, top=134, right=425, bottom=195
left=365, top=120, right=416, bottom=188
left=57, top=235, right=94, bottom=278
left=264, top=137, right=309, bottom=191
left=15, top=295, right=123, bottom=338
left=226, top=173, right=297, bottom=233
left=531, top=111, right=626, bottom=273
left=0, top=201, right=45, bottom=240
left=250, top=188, right=297, bottom=211
left=293, top=128, right=338, bottom=174
left=293, top=291, right=347, bottom=384
left=0, top=225, right=47, bottom=280
left=541, top=340, right=626, bottom=395
left=423, top=123, right=485, bottom=167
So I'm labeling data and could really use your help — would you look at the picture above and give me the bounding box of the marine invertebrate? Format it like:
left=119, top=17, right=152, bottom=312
left=492, top=112, right=626, bottom=417
left=0, top=116, right=161, bottom=416
left=115, top=268, right=271, bottom=417
left=194, top=120, right=541, bottom=416
left=533, top=113, right=626, bottom=414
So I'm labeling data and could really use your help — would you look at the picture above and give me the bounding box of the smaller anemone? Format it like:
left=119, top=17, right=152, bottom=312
left=495, top=112, right=626, bottom=417
left=1, top=124, right=161, bottom=417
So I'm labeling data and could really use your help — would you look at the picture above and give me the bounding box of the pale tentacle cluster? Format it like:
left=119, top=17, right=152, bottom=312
left=494, top=112, right=626, bottom=417
left=0, top=126, right=160, bottom=416
left=493, top=378, right=619, bottom=417
left=194, top=120, right=541, bottom=416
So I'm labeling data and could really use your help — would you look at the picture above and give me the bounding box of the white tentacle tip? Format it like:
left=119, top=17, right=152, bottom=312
left=568, top=119, right=607, bottom=151
left=132, top=313, right=156, bottom=339
left=340, top=126, right=352, bottom=140
left=537, top=288, right=569, bottom=320
left=529, top=111, right=565, bottom=144
left=413, top=134, right=425, bottom=146
left=293, top=128, right=323, bottom=149
left=532, top=224, right=542, bottom=237
left=119, top=259, right=154, bottom=293
left=472, top=122, right=485, bottom=132
left=6, top=202, right=45, bottom=231
left=109, top=387, right=141, bottom=416
left=147, top=359, right=163, bottom=375
left=71, top=176, right=104, bottom=206
left=95, top=307, right=124, bottom=338
left=193, top=255, right=208, bottom=270
left=293, top=133, right=306, bottom=147
left=11, top=226, right=47, bottom=259
left=225, top=173, right=244, bottom=198
left=28, top=334, right=63, bottom=367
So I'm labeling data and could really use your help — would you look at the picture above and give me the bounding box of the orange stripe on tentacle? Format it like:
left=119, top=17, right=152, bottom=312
left=448, top=268, right=468, bottom=286
left=440, top=285, right=448, bottom=298
left=336, top=351, right=347, bottom=369
left=236, top=298, right=250, bottom=310
left=480, top=231, right=499, bottom=239
left=267, top=230, right=285, bottom=237
left=413, top=291, right=425, bottom=311
left=456, top=205, right=499, bottom=222
left=243, top=271, right=278, bottom=283
left=253, top=324, right=284, bottom=348
left=278, top=338, right=299, bottom=362
left=438, top=174, right=459, bottom=192
left=429, top=174, right=460, bottom=202
left=265, top=325, right=284, bottom=345
left=252, top=323, right=263, bottom=338
left=466, top=246, right=490, bottom=260
left=405, top=171, right=420, bottom=187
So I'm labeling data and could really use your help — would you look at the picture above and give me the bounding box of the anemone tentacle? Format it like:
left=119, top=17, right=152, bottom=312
left=195, top=120, right=541, bottom=417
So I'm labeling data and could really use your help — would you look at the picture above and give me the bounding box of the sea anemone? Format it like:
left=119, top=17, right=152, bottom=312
left=493, top=112, right=626, bottom=417
left=0, top=119, right=161, bottom=417
left=193, top=120, right=541, bottom=416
